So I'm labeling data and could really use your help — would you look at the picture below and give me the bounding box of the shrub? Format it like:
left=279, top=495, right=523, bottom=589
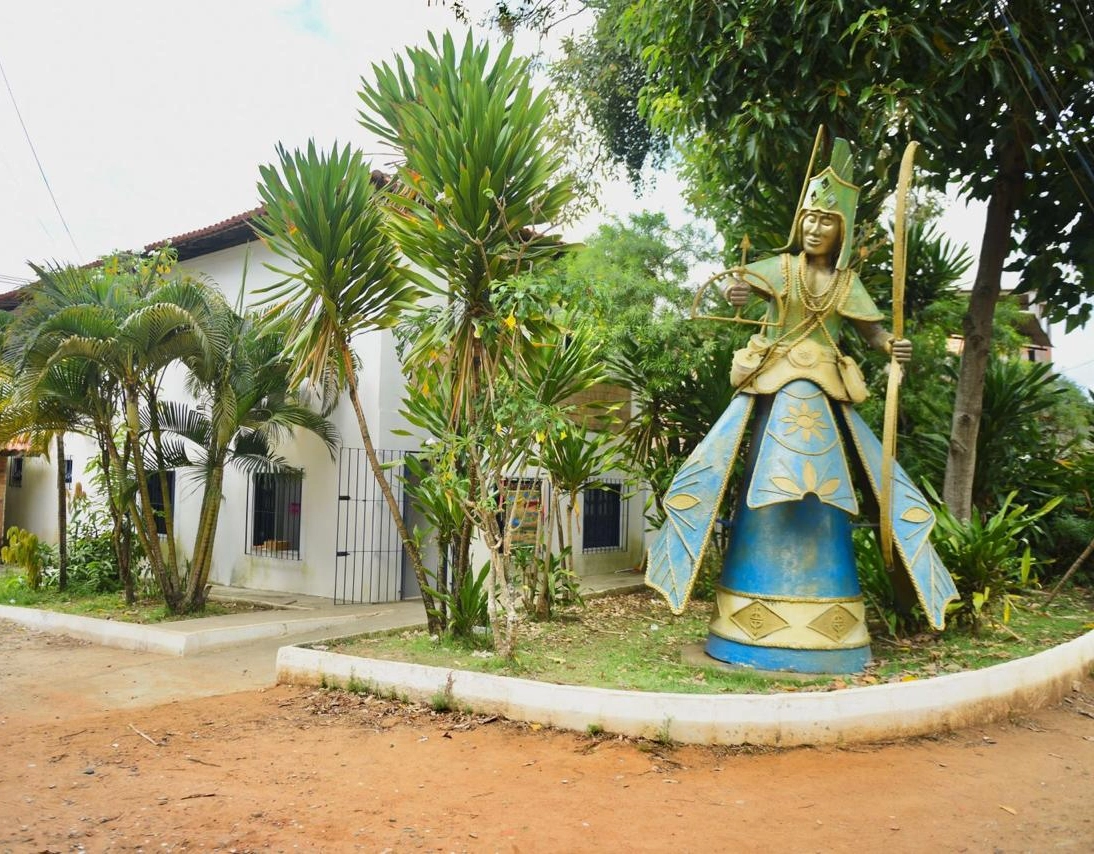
left=1, top=527, right=54, bottom=591
left=59, top=491, right=125, bottom=593
left=854, top=527, right=928, bottom=637
left=425, top=561, right=490, bottom=640
left=930, top=490, right=1062, bottom=631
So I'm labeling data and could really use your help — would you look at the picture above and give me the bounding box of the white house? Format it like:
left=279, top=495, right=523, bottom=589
left=4, top=209, right=646, bottom=602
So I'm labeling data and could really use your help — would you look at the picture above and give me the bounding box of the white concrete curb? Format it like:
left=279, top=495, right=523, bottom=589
left=276, top=629, right=1094, bottom=747
left=0, top=604, right=369, bottom=656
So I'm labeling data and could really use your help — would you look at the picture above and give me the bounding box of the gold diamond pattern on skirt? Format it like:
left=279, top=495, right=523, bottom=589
left=807, top=604, right=859, bottom=642
left=730, top=601, right=790, bottom=640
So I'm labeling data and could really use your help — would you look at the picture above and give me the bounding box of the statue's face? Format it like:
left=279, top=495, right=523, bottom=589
left=799, top=210, right=841, bottom=258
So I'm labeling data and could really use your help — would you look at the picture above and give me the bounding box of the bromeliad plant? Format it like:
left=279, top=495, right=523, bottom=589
left=930, top=489, right=1063, bottom=631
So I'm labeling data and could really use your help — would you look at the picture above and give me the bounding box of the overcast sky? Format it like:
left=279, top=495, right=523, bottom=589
left=1, top=1, right=1090, bottom=389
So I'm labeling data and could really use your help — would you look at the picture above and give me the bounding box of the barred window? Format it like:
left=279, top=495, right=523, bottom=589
left=248, top=472, right=302, bottom=560
left=64, top=458, right=73, bottom=484
left=582, top=479, right=627, bottom=553
left=8, top=456, right=22, bottom=487
left=145, top=470, right=176, bottom=536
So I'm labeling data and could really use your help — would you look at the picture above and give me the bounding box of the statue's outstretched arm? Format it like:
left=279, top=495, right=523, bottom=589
left=852, top=319, right=912, bottom=363
left=726, top=272, right=770, bottom=307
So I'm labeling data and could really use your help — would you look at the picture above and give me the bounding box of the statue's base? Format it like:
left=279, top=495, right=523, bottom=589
left=699, top=635, right=871, bottom=676
left=680, top=644, right=828, bottom=681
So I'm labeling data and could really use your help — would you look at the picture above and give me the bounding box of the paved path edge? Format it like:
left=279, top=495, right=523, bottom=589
left=0, top=603, right=372, bottom=656
left=276, top=629, right=1094, bottom=746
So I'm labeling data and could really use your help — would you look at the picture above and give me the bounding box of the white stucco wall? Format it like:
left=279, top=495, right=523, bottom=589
left=4, top=433, right=101, bottom=543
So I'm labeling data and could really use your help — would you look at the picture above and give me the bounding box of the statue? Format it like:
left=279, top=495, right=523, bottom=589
left=645, top=133, right=958, bottom=674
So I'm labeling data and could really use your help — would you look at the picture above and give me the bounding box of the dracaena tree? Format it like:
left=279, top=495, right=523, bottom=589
left=358, top=32, right=578, bottom=657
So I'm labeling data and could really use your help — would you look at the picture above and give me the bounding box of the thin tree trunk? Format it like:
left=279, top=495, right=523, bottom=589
left=100, top=429, right=134, bottom=603
left=943, top=139, right=1026, bottom=521
left=183, top=462, right=225, bottom=611
left=555, top=492, right=567, bottom=573
left=124, top=390, right=182, bottom=611
left=55, top=433, right=68, bottom=591
left=565, top=491, right=577, bottom=579
left=455, top=509, right=472, bottom=590
left=342, top=347, right=441, bottom=632
left=147, top=390, right=182, bottom=585
left=479, top=466, right=519, bottom=660
left=532, top=484, right=554, bottom=619
left=1044, top=535, right=1094, bottom=607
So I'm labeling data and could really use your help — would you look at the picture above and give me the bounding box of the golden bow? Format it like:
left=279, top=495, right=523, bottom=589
left=880, top=141, right=919, bottom=568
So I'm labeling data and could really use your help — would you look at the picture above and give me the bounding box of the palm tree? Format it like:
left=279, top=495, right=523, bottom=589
left=0, top=363, right=89, bottom=591
left=2, top=265, right=132, bottom=595
left=522, top=323, right=612, bottom=615
left=14, top=251, right=223, bottom=612
left=159, top=305, right=339, bottom=609
left=251, top=141, right=436, bottom=623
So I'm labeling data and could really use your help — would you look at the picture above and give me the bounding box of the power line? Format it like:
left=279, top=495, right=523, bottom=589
left=0, top=52, right=82, bottom=261
left=1058, top=354, right=1094, bottom=373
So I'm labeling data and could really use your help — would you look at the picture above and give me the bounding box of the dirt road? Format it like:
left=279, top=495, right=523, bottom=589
left=2, top=620, right=1092, bottom=852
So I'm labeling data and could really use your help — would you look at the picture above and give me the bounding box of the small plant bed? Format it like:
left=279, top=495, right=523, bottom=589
left=326, top=587, right=1094, bottom=695
left=1, top=570, right=273, bottom=624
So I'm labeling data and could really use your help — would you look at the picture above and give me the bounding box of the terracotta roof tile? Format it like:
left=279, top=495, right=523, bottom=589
left=0, top=287, right=27, bottom=310
left=2, top=436, right=32, bottom=454
left=144, top=205, right=267, bottom=261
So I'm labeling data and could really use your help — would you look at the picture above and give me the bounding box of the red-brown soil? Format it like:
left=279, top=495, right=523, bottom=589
left=1, top=622, right=1092, bottom=852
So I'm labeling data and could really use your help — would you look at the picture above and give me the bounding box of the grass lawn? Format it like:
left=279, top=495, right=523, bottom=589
left=326, top=586, right=1094, bottom=695
left=0, top=568, right=271, bottom=623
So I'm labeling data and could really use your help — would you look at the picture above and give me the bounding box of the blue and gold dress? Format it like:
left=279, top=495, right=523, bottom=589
left=646, top=253, right=958, bottom=673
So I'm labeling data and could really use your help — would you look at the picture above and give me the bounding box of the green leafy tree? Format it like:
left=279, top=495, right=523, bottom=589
left=5, top=260, right=137, bottom=602
left=10, top=250, right=224, bottom=611
left=0, top=358, right=85, bottom=591
left=158, top=307, right=340, bottom=610
left=523, top=322, right=613, bottom=617
left=528, top=212, right=742, bottom=521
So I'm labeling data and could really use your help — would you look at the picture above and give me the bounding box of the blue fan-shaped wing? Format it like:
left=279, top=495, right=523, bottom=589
left=843, top=405, right=959, bottom=629
left=646, top=394, right=754, bottom=613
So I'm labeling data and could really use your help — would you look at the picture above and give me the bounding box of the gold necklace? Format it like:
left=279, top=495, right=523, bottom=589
left=795, top=252, right=845, bottom=316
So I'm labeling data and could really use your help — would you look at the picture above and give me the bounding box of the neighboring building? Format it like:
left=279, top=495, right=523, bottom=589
left=946, top=289, right=1053, bottom=362
left=3, top=210, right=645, bottom=601
left=0, top=438, right=33, bottom=537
